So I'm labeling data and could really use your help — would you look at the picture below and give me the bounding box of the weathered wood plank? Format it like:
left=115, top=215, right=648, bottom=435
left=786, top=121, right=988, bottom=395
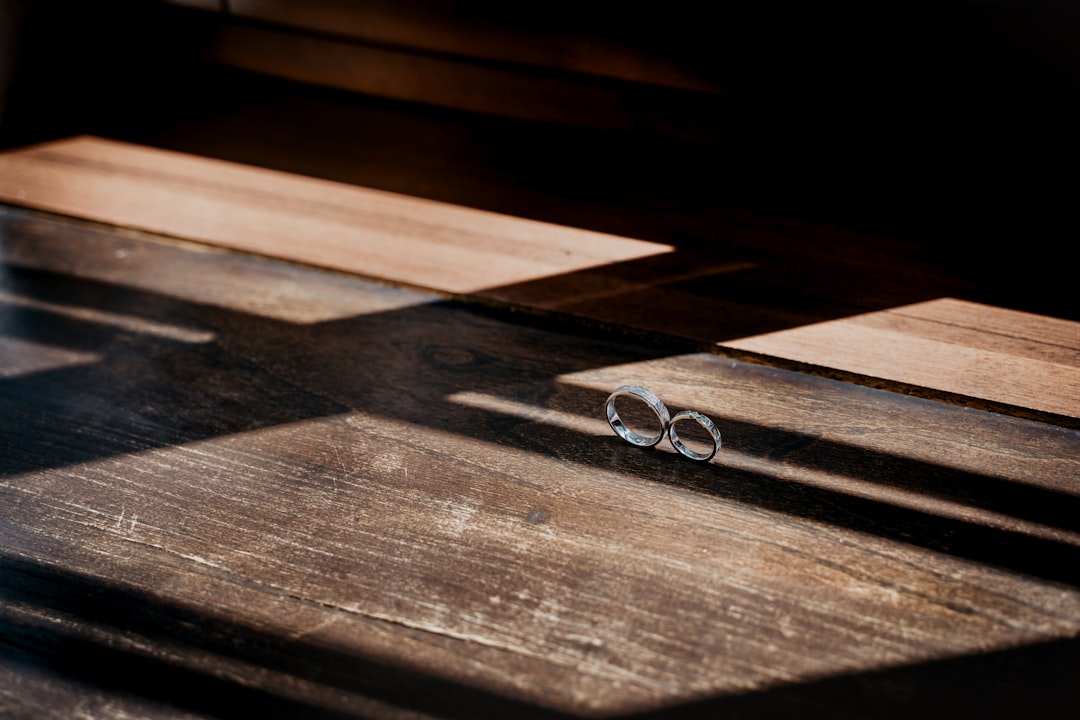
left=1, top=211, right=1078, bottom=717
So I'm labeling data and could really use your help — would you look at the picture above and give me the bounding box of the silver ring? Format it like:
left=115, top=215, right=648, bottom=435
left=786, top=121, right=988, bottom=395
left=605, top=385, right=670, bottom=448
left=668, top=410, right=721, bottom=461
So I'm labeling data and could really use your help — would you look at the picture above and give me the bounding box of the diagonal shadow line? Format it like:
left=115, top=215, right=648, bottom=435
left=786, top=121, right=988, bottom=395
left=0, top=301, right=190, bottom=353
left=0, top=360, right=349, bottom=478
left=0, top=554, right=573, bottom=720
left=733, top=418, right=1080, bottom=535
left=474, top=245, right=961, bottom=346
left=0, top=262, right=210, bottom=328
left=462, top=415, right=1080, bottom=590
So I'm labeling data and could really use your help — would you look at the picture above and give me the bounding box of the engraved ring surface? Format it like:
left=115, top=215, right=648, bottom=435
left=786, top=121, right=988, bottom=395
left=668, top=410, right=722, bottom=461
left=605, top=385, right=670, bottom=448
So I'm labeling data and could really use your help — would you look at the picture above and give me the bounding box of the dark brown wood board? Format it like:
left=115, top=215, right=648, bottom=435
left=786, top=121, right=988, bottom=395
left=219, top=0, right=727, bottom=94
left=2, top=208, right=1079, bottom=718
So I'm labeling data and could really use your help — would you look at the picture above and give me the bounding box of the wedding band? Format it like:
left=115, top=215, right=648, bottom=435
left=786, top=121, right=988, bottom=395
left=668, top=410, right=721, bottom=461
left=605, top=385, right=670, bottom=448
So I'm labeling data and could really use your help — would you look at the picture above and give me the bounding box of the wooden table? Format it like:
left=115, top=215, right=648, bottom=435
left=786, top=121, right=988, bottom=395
left=1, top=65, right=1079, bottom=717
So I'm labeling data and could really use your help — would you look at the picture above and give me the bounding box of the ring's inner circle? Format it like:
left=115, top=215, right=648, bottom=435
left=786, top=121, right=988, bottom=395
left=670, top=416, right=717, bottom=458
left=612, top=393, right=665, bottom=445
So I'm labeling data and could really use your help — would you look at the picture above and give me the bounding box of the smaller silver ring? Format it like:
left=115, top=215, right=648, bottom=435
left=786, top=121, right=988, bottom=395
left=668, top=410, right=721, bottom=461
left=605, top=385, right=670, bottom=448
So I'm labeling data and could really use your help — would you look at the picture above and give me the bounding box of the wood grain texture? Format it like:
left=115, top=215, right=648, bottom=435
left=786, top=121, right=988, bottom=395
left=1, top=209, right=1079, bottom=718
left=0, top=136, right=671, bottom=294
left=1, top=137, right=1078, bottom=422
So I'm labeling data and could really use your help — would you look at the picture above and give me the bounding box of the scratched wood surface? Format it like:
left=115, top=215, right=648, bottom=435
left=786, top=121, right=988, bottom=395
left=2, top=136, right=1078, bottom=423
left=2, top=208, right=1079, bottom=718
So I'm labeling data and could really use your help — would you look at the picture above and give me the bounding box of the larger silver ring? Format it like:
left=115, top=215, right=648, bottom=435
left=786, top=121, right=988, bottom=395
left=605, top=385, right=670, bottom=448
left=668, top=410, right=721, bottom=461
